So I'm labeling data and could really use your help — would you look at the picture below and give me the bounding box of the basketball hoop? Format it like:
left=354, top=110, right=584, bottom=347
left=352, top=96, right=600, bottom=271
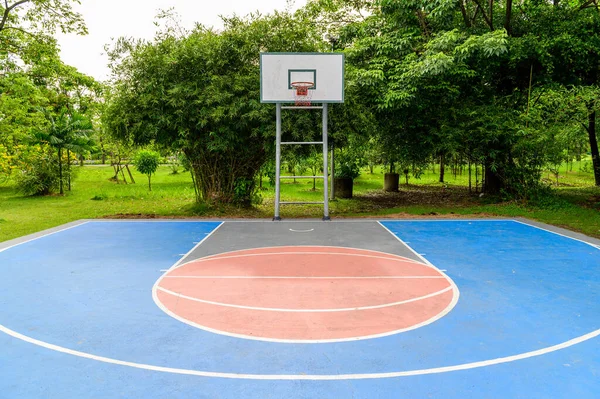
left=291, top=81, right=314, bottom=106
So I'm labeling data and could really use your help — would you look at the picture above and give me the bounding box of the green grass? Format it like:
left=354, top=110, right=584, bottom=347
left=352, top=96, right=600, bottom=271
left=1, top=163, right=599, bottom=243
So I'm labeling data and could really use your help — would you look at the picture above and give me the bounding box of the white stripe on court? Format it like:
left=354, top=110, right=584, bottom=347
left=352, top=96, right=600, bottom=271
left=168, top=222, right=224, bottom=270
left=156, top=285, right=453, bottom=313
left=1, top=322, right=599, bottom=380
left=178, top=251, right=425, bottom=267
left=153, top=244, right=460, bottom=343
left=0, top=221, right=89, bottom=254
left=163, top=275, right=447, bottom=279
left=195, top=245, right=424, bottom=263
left=2, top=221, right=598, bottom=378
left=513, top=219, right=600, bottom=250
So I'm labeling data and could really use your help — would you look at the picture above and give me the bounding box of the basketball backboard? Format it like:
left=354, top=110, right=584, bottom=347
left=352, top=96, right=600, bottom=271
left=260, top=52, right=345, bottom=103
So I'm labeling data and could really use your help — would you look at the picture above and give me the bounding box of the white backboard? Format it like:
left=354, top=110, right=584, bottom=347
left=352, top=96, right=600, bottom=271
left=260, top=53, right=345, bottom=103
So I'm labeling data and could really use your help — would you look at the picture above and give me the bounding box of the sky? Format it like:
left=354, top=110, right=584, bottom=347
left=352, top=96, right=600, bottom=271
left=56, top=0, right=305, bottom=82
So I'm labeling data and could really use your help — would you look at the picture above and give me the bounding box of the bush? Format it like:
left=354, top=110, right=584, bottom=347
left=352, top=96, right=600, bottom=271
left=335, top=156, right=361, bottom=180
left=15, top=151, right=61, bottom=196
left=134, top=150, right=160, bottom=191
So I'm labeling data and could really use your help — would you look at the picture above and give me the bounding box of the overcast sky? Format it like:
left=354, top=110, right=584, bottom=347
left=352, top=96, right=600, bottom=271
left=56, top=0, right=305, bottom=81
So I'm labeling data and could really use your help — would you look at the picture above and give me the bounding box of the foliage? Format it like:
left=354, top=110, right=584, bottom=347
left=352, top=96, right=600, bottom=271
left=13, top=146, right=62, bottom=196
left=30, top=108, right=94, bottom=194
left=104, top=10, right=323, bottom=205
left=133, top=150, right=160, bottom=191
left=0, top=0, right=101, bottom=193
left=325, top=0, right=600, bottom=197
left=335, top=149, right=361, bottom=180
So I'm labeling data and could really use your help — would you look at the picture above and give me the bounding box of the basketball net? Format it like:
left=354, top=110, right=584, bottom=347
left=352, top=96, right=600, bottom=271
left=291, top=82, right=314, bottom=106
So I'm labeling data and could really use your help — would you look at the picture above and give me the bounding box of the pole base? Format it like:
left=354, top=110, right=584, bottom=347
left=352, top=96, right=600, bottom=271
left=273, top=216, right=282, bottom=221
left=322, top=216, right=331, bottom=221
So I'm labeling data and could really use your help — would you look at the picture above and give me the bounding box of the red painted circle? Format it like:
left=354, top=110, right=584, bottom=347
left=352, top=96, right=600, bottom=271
left=155, top=246, right=457, bottom=342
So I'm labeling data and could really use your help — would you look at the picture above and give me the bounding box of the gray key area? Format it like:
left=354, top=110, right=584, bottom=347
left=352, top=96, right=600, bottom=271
left=183, top=221, right=421, bottom=262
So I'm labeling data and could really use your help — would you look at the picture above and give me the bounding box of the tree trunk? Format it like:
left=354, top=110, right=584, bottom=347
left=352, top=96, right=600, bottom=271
left=58, top=147, right=64, bottom=195
left=459, top=0, right=471, bottom=27
left=112, top=164, right=120, bottom=184
left=484, top=160, right=503, bottom=194
left=67, top=149, right=71, bottom=191
left=475, top=162, right=479, bottom=192
left=504, top=0, right=513, bottom=35
left=587, top=110, right=600, bottom=186
left=120, top=166, right=128, bottom=184
left=148, top=174, right=152, bottom=191
left=126, top=165, right=135, bottom=183
left=190, top=169, right=199, bottom=201
left=439, top=154, right=445, bottom=183
left=468, top=159, right=472, bottom=193
left=489, top=0, right=494, bottom=30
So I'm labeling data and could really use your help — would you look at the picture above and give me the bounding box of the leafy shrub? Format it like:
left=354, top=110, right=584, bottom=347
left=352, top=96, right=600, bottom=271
left=335, top=155, right=361, bottom=180
left=91, top=193, right=108, bottom=201
left=133, top=150, right=160, bottom=191
left=15, top=151, right=61, bottom=196
left=233, top=177, right=261, bottom=207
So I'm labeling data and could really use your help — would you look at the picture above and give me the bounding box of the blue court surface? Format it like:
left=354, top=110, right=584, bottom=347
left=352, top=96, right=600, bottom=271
left=0, top=219, right=599, bottom=398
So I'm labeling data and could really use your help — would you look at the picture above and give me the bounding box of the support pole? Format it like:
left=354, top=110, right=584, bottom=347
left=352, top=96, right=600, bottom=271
left=274, top=103, right=282, bottom=220
left=322, top=104, right=330, bottom=220
left=330, top=144, right=335, bottom=200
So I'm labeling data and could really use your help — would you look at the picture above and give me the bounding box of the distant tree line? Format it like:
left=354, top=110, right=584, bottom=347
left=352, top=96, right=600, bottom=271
left=2, top=0, right=599, bottom=204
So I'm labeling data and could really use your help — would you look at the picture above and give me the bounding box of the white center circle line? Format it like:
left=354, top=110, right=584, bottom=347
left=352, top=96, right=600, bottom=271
left=163, top=275, right=447, bottom=279
left=157, top=285, right=453, bottom=312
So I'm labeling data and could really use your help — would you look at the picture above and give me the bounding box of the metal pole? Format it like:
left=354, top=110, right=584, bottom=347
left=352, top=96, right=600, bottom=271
left=274, top=103, right=282, bottom=221
left=322, top=103, right=330, bottom=220
left=330, top=143, right=335, bottom=200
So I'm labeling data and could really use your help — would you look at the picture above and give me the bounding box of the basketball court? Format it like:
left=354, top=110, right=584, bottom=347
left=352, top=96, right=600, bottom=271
left=1, top=218, right=599, bottom=398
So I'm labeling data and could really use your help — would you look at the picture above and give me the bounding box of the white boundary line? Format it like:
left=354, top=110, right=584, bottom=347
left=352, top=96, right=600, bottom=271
left=175, top=251, right=425, bottom=267
left=512, top=219, right=600, bottom=250
left=157, top=286, right=453, bottom=313
left=1, top=220, right=599, bottom=380
left=0, top=221, right=90, bottom=254
left=152, top=246, right=459, bottom=343
left=377, top=221, right=461, bottom=331
left=218, top=219, right=513, bottom=223
left=377, top=222, right=435, bottom=267
left=164, top=275, right=447, bottom=279
left=168, top=222, right=224, bottom=270
left=195, top=245, right=424, bottom=264
left=0, top=321, right=599, bottom=380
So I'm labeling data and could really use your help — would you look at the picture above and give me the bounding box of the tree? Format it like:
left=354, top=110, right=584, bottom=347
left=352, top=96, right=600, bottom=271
left=104, top=11, right=323, bottom=205
left=1, top=0, right=101, bottom=185
left=1, top=0, right=86, bottom=75
left=31, top=108, right=93, bottom=194
left=133, top=150, right=160, bottom=191
left=326, top=0, right=600, bottom=198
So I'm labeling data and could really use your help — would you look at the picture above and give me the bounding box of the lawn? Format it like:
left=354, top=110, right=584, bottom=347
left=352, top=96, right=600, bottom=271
left=1, top=162, right=599, bottom=243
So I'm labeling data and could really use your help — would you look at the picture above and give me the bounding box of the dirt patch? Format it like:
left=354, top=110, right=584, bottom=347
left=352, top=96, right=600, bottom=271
left=103, top=213, right=162, bottom=219
left=348, top=185, right=482, bottom=212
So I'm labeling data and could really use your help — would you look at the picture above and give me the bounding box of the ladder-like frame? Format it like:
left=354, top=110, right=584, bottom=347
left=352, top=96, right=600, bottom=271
left=274, top=103, right=330, bottom=221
